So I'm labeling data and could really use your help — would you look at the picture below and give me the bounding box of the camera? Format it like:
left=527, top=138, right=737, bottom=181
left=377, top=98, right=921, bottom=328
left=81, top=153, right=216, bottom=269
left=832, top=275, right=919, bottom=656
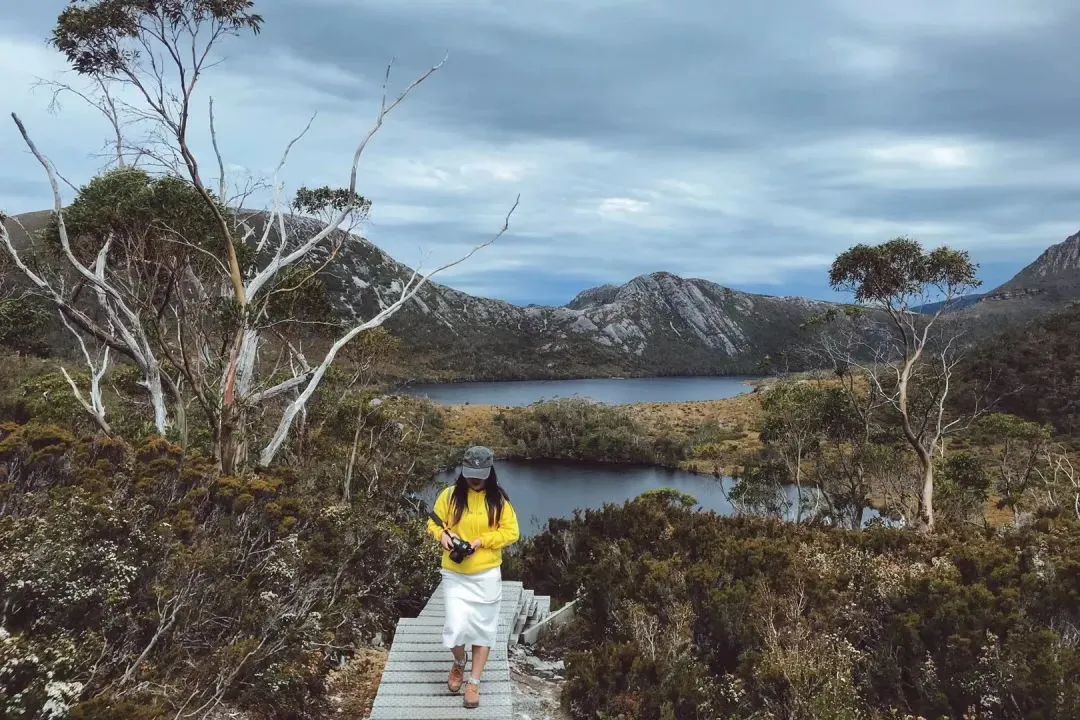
left=428, top=510, right=475, bottom=564
left=448, top=534, right=475, bottom=564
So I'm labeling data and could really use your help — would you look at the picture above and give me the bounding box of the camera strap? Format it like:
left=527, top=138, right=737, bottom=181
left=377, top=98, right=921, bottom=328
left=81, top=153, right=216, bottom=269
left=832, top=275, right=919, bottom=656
left=428, top=510, right=448, bottom=530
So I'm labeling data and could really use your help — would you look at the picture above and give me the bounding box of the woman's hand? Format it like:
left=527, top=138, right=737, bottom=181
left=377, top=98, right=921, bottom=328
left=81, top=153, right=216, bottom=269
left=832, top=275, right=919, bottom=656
left=470, top=537, right=484, bottom=551
left=440, top=531, right=457, bottom=552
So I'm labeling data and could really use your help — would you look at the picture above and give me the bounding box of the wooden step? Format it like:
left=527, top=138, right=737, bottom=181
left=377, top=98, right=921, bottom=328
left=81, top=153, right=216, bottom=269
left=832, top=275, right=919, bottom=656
left=369, top=580, right=527, bottom=720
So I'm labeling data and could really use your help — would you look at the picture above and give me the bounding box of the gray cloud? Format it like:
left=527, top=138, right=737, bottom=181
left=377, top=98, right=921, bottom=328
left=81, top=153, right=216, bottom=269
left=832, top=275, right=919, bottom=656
left=3, top=0, right=1080, bottom=305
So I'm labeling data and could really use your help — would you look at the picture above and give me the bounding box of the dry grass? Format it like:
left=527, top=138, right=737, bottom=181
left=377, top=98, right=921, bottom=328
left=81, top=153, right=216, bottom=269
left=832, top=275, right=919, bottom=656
left=441, top=403, right=507, bottom=449
left=628, top=391, right=765, bottom=474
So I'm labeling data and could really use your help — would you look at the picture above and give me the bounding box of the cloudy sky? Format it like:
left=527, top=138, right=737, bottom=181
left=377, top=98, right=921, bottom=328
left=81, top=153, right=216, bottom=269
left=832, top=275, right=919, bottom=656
left=4, top=0, right=1080, bottom=305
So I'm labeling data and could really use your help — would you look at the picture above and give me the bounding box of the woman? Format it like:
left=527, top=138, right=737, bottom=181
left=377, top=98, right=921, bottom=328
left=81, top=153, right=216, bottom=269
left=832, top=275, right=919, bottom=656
left=427, top=445, right=520, bottom=710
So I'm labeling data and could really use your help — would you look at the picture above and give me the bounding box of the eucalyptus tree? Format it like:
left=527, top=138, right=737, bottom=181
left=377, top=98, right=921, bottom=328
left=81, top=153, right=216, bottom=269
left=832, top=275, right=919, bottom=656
left=2, top=0, right=515, bottom=471
left=827, top=237, right=983, bottom=532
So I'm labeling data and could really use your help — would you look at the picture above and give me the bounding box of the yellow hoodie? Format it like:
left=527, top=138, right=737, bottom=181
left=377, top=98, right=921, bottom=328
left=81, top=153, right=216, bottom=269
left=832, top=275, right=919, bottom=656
left=427, top=485, right=520, bottom=574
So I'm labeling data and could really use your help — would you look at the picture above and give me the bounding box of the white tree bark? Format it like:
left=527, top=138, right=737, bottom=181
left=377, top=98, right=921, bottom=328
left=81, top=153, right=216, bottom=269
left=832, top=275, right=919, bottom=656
left=8, top=51, right=514, bottom=470
left=8, top=112, right=173, bottom=434
left=258, top=196, right=518, bottom=466
left=58, top=313, right=112, bottom=435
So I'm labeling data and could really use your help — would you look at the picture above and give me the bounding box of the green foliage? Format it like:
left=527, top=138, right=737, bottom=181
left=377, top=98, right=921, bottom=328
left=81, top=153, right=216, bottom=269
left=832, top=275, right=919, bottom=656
left=497, top=398, right=640, bottom=462
left=977, top=413, right=1054, bottom=520
left=760, top=381, right=827, bottom=446
left=262, top=264, right=338, bottom=327
left=0, top=297, right=50, bottom=356
left=978, top=413, right=1053, bottom=445
left=495, top=398, right=688, bottom=465
left=293, top=186, right=371, bottom=219
left=936, top=450, right=990, bottom=525
left=0, top=419, right=440, bottom=718
left=829, top=237, right=980, bottom=308
left=54, top=0, right=263, bottom=75
left=638, top=487, right=698, bottom=509
left=522, top=498, right=1080, bottom=719
left=45, top=168, right=232, bottom=270
left=759, top=382, right=827, bottom=517
left=15, top=371, right=92, bottom=432
left=960, top=305, right=1080, bottom=434
left=727, top=458, right=794, bottom=519
left=748, top=379, right=900, bottom=527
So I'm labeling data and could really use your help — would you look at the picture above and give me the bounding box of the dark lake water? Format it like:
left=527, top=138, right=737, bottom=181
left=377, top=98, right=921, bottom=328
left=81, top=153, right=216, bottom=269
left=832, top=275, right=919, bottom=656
left=404, top=375, right=759, bottom=406
left=428, top=459, right=843, bottom=537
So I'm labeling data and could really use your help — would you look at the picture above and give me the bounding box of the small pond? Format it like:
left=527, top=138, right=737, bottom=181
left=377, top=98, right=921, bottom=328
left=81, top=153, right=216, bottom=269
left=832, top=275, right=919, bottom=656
left=427, top=459, right=875, bottom=537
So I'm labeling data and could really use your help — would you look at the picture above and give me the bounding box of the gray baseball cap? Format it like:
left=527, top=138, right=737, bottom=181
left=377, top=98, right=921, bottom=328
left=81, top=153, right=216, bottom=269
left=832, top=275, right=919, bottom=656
left=461, top=445, right=494, bottom=479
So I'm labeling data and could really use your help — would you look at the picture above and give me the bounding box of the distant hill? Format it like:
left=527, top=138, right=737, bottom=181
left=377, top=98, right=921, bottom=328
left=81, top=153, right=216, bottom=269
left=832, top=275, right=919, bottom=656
left=3, top=210, right=862, bottom=381
left=13, top=209, right=1079, bottom=383
left=915, top=292, right=986, bottom=316
left=367, top=267, right=862, bottom=380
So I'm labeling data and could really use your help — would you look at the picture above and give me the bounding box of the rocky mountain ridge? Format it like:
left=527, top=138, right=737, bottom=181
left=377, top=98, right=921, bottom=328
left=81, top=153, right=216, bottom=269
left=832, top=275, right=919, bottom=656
left=315, top=229, right=854, bottom=379
left=8, top=210, right=1079, bottom=381
left=962, top=230, right=1080, bottom=321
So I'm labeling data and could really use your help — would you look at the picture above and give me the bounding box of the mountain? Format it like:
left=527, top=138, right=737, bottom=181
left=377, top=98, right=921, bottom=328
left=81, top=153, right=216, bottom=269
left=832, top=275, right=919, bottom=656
left=322, top=227, right=855, bottom=379
left=916, top=292, right=986, bottom=316
left=963, top=230, right=1080, bottom=322
left=3, top=210, right=856, bottom=381
left=308, top=212, right=858, bottom=380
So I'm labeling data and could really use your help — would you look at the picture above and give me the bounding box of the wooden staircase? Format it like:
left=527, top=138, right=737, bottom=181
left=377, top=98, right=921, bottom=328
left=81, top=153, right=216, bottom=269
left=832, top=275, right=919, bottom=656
left=369, top=580, right=552, bottom=719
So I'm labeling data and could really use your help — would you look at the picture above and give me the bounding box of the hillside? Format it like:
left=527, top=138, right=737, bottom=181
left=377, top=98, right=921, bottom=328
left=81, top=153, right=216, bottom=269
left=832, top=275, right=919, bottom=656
left=962, top=229, right=1080, bottom=323
left=3, top=210, right=858, bottom=381
left=960, top=302, right=1080, bottom=435
left=9, top=209, right=1080, bottom=383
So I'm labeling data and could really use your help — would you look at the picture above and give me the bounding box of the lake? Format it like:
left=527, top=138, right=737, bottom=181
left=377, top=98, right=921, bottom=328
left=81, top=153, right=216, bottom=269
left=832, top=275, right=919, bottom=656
left=404, top=375, right=759, bottom=407
left=427, top=459, right=860, bottom=537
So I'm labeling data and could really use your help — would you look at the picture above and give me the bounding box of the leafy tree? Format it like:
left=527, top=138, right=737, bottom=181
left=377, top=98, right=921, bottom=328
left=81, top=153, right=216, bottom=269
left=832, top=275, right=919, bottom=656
left=3, top=0, right=513, bottom=472
left=760, top=381, right=826, bottom=522
left=827, top=237, right=982, bottom=532
left=977, top=413, right=1053, bottom=523
left=805, top=381, right=904, bottom=529
left=727, top=458, right=794, bottom=519
left=935, top=450, right=990, bottom=527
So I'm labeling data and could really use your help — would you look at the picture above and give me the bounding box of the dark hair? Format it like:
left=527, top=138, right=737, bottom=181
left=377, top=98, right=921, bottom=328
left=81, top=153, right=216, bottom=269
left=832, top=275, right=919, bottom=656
left=449, top=468, right=509, bottom=528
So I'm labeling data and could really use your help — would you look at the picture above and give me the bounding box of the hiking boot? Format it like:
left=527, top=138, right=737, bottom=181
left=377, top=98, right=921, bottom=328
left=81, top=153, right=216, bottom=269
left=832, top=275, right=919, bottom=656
left=447, top=657, right=467, bottom=693
left=464, top=678, right=481, bottom=709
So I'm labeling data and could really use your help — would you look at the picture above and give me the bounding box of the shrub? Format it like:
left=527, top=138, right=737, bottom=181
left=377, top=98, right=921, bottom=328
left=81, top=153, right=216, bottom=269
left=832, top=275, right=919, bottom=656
left=0, top=424, right=440, bottom=718
left=522, top=496, right=1080, bottom=719
left=495, top=398, right=687, bottom=465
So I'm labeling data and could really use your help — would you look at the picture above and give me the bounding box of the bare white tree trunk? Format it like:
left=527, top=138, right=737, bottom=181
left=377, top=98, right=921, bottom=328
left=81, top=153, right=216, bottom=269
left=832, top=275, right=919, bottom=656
left=343, top=405, right=365, bottom=502
left=8, top=49, right=513, bottom=471
left=58, top=313, right=112, bottom=435
left=7, top=113, right=174, bottom=435
left=258, top=197, right=516, bottom=466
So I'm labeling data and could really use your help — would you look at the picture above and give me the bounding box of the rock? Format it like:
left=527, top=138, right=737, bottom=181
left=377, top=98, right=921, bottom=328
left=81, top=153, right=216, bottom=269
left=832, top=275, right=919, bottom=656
left=510, top=645, right=571, bottom=720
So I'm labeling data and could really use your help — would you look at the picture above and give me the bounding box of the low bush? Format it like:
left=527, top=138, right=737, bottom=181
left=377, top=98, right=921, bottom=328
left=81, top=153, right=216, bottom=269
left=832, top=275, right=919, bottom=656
left=495, top=398, right=688, bottom=466
left=522, top=493, right=1080, bottom=720
left=0, top=420, right=440, bottom=719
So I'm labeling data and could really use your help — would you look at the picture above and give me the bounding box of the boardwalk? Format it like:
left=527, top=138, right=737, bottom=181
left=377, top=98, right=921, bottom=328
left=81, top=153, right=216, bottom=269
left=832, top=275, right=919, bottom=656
left=369, top=580, right=550, bottom=719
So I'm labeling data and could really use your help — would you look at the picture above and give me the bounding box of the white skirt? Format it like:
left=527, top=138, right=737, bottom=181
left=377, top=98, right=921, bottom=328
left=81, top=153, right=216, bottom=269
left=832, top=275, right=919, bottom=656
left=441, top=567, right=502, bottom=648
